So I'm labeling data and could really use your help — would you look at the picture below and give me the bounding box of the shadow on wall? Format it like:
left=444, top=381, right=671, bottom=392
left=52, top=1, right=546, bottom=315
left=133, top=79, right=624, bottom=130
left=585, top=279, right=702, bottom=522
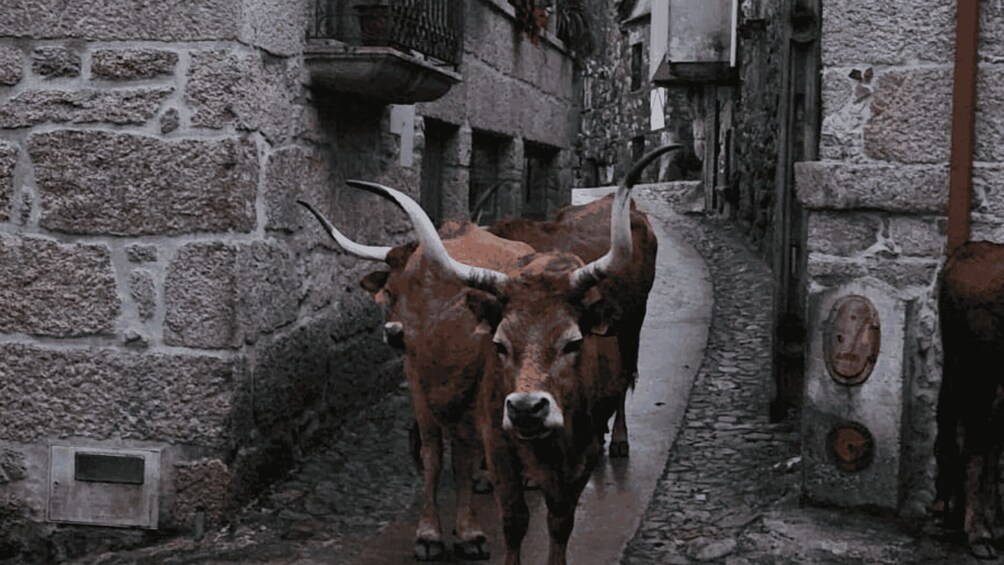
left=228, top=308, right=404, bottom=514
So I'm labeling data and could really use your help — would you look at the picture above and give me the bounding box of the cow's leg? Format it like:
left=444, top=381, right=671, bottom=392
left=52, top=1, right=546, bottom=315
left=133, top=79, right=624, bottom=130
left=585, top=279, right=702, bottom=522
left=609, top=391, right=630, bottom=458
left=451, top=438, right=490, bottom=560
left=610, top=316, right=642, bottom=458
left=486, top=446, right=527, bottom=565
left=964, top=444, right=997, bottom=559
left=414, top=412, right=445, bottom=561
left=543, top=474, right=590, bottom=565
left=960, top=385, right=999, bottom=560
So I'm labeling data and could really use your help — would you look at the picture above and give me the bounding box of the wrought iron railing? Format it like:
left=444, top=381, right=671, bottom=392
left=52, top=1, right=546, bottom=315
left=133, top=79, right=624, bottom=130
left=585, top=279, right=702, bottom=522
left=310, top=0, right=463, bottom=67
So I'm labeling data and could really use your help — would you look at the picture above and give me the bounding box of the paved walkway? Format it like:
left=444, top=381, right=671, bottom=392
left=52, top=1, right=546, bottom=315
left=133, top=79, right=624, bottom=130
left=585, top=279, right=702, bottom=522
left=71, top=188, right=988, bottom=565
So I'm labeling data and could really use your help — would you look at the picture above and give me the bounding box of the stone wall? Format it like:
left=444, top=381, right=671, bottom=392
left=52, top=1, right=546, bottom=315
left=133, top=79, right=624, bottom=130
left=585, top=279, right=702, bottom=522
left=795, top=0, right=1004, bottom=516
left=574, top=0, right=697, bottom=188
left=0, top=0, right=576, bottom=559
left=419, top=0, right=578, bottom=221
left=732, top=0, right=788, bottom=259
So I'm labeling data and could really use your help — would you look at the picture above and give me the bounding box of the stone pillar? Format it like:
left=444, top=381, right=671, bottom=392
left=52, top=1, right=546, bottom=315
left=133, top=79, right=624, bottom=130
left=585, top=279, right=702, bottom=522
left=441, top=123, right=473, bottom=222
left=499, top=136, right=525, bottom=218
left=801, top=278, right=910, bottom=510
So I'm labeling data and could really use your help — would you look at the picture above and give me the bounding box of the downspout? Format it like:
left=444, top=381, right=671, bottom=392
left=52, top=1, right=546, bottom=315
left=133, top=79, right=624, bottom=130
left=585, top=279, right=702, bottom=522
left=947, top=0, right=980, bottom=255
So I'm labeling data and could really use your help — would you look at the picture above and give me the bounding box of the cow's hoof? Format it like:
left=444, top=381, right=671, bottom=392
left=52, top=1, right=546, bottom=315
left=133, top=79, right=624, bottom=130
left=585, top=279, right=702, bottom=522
left=970, top=539, right=997, bottom=560
left=414, top=539, right=446, bottom=561
left=523, top=477, right=540, bottom=490
left=609, top=440, right=630, bottom=458
left=454, top=538, right=490, bottom=560
left=472, top=476, right=493, bottom=494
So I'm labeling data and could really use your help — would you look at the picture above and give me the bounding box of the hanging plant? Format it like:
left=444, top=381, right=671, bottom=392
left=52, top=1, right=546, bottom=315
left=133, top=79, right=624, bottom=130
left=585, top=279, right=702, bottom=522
left=509, top=0, right=549, bottom=46
left=553, top=0, right=592, bottom=56
left=509, top=0, right=592, bottom=57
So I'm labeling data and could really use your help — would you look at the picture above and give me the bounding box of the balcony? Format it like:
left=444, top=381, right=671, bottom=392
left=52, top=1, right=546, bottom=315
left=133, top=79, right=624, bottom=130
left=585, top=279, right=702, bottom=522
left=307, top=0, right=463, bottom=104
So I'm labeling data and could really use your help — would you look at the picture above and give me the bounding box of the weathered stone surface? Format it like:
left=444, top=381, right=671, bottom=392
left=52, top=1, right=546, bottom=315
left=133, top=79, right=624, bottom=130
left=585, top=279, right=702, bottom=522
left=0, top=0, right=240, bottom=41
left=91, top=49, right=178, bottom=80
left=30, top=131, right=257, bottom=235
left=0, top=88, right=172, bottom=128
left=0, top=234, right=119, bottom=336
left=806, top=212, right=879, bottom=256
left=164, top=242, right=238, bottom=349
left=981, top=2, right=1004, bottom=62
left=238, top=0, right=306, bottom=57
left=807, top=256, right=939, bottom=290
left=160, top=107, right=180, bottom=134
left=821, top=0, right=955, bottom=66
left=795, top=162, right=947, bottom=213
left=864, top=66, right=1004, bottom=164
left=129, top=269, right=156, bottom=322
left=0, top=343, right=240, bottom=446
left=864, top=68, right=950, bottom=164
left=0, top=44, right=22, bottom=85
left=887, top=216, right=945, bottom=257
left=235, top=241, right=298, bottom=341
left=31, top=46, right=80, bottom=78
left=125, top=244, right=158, bottom=263
left=173, top=459, right=232, bottom=530
left=0, top=142, right=16, bottom=222
left=186, top=49, right=297, bottom=142
left=974, top=66, right=1004, bottom=163
left=164, top=241, right=298, bottom=349
left=819, top=69, right=870, bottom=162
left=265, top=146, right=332, bottom=232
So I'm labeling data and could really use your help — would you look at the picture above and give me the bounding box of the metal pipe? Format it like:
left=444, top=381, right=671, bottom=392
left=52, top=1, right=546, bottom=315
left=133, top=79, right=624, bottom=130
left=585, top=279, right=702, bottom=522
left=947, top=0, right=981, bottom=255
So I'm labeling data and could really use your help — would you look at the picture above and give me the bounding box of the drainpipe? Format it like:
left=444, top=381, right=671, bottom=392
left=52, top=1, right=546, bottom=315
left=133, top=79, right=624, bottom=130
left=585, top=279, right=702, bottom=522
left=947, top=0, right=980, bottom=255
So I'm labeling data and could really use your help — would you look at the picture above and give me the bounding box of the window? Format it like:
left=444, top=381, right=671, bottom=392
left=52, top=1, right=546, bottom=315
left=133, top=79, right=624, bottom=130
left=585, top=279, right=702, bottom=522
left=630, top=42, right=643, bottom=91
left=631, top=136, right=645, bottom=164
left=469, top=131, right=508, bottom=225
left=420, top=119, right=457, bottom=227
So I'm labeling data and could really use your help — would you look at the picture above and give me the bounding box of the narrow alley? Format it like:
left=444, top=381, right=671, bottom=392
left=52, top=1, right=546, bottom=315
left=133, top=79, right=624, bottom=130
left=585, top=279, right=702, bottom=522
left=63, top=189, right=992, bottom=565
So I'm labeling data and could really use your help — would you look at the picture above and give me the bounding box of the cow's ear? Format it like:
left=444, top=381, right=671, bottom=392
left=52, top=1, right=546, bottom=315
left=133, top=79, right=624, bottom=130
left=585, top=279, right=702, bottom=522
left=579, top=287, right=619, bottom=336
left=465, top=290, right=503, bottom=334
left=360, top=270, right=390, bottom=295
left=387, top=242, right=418, bottom=269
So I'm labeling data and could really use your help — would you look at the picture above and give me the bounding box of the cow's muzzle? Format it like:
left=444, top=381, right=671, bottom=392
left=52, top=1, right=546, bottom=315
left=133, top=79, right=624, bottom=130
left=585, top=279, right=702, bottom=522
left=503, top=392, right=564, bottom=440
left=384, top=322, right=404, bottom=350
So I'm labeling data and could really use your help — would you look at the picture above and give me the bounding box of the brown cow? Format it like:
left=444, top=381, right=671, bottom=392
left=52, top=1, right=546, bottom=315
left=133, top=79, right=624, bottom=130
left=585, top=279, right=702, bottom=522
left=935, top=240, right=1004, bottom=560
left=483, top=166, right=672, bottom=457
left=299, top=202, right=534, bottom=561
left=351, top=145, right=675, bottom=565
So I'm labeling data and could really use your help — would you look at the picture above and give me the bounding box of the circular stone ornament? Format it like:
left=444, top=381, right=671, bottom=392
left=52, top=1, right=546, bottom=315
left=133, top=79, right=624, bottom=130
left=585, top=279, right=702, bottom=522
left=827, top=421, right=875, bottom=472
left=823, top=294, right=880, bottom=386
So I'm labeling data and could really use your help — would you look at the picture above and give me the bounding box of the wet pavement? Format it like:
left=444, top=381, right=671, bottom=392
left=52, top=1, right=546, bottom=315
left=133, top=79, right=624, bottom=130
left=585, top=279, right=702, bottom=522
left=70, top=188, right=989, bottom=564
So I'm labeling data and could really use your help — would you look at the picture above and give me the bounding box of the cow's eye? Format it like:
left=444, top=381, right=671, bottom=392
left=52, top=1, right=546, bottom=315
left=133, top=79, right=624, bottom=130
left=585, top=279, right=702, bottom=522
left=562, top=339, right=583, bottom=355
left=495, top=341, right=509, bottom=357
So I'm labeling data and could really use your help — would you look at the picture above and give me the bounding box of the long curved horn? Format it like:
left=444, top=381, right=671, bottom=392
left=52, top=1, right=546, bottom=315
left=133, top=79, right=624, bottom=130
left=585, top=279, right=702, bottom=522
left=297, top=200, right=392, bottom=262
left=345, top=180, right=509, bottom=290
left=470, top=179, right=508, bottom=223
left=571, top=143, right=681, bottom=287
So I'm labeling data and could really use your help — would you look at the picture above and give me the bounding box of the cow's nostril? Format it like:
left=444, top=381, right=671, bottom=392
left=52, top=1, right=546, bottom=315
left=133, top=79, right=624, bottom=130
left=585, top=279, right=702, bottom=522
left=531, top=398, right=549, bottom=414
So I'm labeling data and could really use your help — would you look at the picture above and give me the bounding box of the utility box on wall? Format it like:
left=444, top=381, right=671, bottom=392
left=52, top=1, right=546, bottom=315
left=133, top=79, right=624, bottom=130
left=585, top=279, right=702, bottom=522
left=801, top=278, right=910, bottom=510
left=652, top=0, right=739, bottom=84
left=48, top=445, right=162, bottom=529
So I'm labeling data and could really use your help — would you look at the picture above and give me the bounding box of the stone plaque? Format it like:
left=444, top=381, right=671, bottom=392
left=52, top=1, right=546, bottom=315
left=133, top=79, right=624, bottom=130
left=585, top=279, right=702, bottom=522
left=824, top=294, right=880, bottom=385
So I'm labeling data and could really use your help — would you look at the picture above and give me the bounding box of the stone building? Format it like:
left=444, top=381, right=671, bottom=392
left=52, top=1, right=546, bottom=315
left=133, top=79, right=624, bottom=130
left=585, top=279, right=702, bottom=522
left=0, top=0, right=576, bottom=558
left=692, top=0, right=1004, bottom=519
left=575, top=0, right=699, bottom=188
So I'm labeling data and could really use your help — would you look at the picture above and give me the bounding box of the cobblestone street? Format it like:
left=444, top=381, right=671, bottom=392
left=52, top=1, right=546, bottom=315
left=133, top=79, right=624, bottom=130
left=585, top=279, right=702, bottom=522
left=68, top=195, right=987, bottom=565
